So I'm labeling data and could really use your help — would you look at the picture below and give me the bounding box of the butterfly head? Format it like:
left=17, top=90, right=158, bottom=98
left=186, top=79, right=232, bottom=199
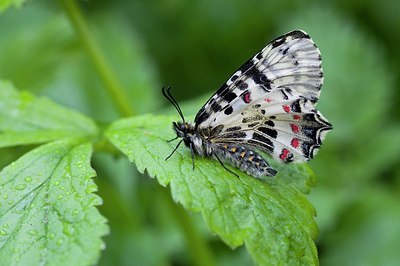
left=173, top=121, right=187, bottom=136
left=173, top=121, right=195, bottom=138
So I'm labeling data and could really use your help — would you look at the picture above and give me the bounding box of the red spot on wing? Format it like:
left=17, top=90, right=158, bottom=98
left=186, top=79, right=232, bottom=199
left=291, top=138, right=300, bottom=148
left=264, top=98, right=272, bottom=103
left=282, top=105, right=290, bottom=113
left=290, top=124, right=300, bottom=133
left=279, top=149, right=290, bottom=161
left=242, top=92, right=252, bottom=104
left=293, top=114, right=301, bottom=120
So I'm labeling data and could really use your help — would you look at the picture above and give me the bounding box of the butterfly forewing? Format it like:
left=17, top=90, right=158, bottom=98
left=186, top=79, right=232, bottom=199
left=195, top=30, right=323, bottom=127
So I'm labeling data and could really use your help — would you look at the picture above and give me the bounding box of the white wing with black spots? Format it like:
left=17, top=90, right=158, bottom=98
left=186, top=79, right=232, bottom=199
left=212, top=89, right=331, bottom=163
left=165, top=30, right=332, bottom=178
left=194, top=30, right=323, bottom=129
left=193, top=30, right=331, bottom=164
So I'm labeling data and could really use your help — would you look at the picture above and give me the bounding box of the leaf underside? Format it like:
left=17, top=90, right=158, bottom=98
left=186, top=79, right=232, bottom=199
left=106, top=114, right=318, bottom=265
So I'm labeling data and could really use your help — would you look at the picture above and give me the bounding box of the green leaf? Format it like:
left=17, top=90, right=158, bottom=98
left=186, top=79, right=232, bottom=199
left=0, top=140, right=108, bottom=265
left=106, top=114, right=318, bottom=265
left=0, top=81, right=98, bottom=148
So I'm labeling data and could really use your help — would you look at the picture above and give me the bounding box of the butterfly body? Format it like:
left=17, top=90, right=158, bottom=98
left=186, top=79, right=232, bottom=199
left=173, top=121, right=277, bottom=177
left=165, top=30, right=332, bottom=178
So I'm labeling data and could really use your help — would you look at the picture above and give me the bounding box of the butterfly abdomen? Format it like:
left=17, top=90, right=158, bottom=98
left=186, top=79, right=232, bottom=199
left=216, top=144, right=277, bottom=178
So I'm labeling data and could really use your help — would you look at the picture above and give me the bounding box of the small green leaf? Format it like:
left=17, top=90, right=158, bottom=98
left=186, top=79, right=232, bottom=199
left=106, top=114, right=318, bottom=265
left=0, top=81, right=98, bottom=148
left=0, top=140, right=108, bottom=265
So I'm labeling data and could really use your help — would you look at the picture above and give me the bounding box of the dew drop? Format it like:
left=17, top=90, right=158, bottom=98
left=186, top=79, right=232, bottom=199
left=49, top=233, right=55, bottom=240
left=28, top=230, right=38, bottom=236
left=56, top=238, right=64, bottom=245
left=0, top=229, right=8, bottom=236
left=15, top=184, right=27, bottom=190
left=24, top=177, right=32, bottom=182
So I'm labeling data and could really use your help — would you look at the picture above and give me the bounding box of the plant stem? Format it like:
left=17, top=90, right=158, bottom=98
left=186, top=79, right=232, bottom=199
left=161, top=188, right=216, bottom=266
left=58, top=0, right=134, bottom=117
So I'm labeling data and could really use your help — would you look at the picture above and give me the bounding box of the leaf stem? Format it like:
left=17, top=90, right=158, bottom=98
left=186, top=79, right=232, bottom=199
left=58, top=0, right=135, bottom=117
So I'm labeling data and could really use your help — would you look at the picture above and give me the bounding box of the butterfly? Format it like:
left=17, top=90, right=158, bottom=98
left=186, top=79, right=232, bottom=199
left=163, top=30, right=332, bottom=178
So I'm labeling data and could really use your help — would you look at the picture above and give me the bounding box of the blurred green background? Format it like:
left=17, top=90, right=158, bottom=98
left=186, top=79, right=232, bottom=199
left=1, top=0, right=400, bottom=265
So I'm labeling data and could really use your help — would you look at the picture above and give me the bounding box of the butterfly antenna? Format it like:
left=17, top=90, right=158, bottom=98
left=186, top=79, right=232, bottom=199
left=162, top=86, right=186, bottom=123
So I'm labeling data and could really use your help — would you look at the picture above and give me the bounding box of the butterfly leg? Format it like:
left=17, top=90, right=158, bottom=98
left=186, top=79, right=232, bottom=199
left=213, top=153, right=239, bottom=178
left=166, top=136, right=179, bottom=142
left=165, top=139, right=183, bottom=161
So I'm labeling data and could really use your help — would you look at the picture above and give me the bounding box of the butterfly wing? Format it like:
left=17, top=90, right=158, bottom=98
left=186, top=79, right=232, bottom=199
left=194, top=30, right=331, bottom=162
left=211, top=89, right=331, bottom=162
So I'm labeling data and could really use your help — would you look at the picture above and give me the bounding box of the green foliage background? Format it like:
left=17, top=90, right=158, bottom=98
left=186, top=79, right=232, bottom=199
left=1, top=0, right=400, bottom=265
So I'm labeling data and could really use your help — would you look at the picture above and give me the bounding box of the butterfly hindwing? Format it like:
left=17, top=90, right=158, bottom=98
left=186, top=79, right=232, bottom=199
left=212, top=89, right=331, bottom=162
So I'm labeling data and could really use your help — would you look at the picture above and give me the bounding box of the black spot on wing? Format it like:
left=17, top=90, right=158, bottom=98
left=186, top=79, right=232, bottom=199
left=270, top=30, right=310, bottom=49
left=281, top=90, right=289, bottom=100
left=247, top=122, right=259, bottom=128
left=230, top=74, right=239, bottom=82
left=249, top=132, right=274, bottom=153
left=291, top=99, right=301, bottom=113
left=239, top=82, right=248, bottom=90
left=264, top=120, right=275, bottom=127
left=281, top=47, right=290, bottom=55
left=254, top=74, right=271, bottom=90
left=223, top=91, right=237, bottom=102
left=288, top=30, right=310, bottom=39
left=226, top=126, right=242, bottom=132
left=224, top=106, right=233, bottom=115
left=238, top=59, right=254, bottom=73
left=258, top=127, right=278, bottom=139
left=271, top=37, right=286, bottom=48
left=210, top=102, right=222, bottom=112
left=195, top=111, right=210, bottom=126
